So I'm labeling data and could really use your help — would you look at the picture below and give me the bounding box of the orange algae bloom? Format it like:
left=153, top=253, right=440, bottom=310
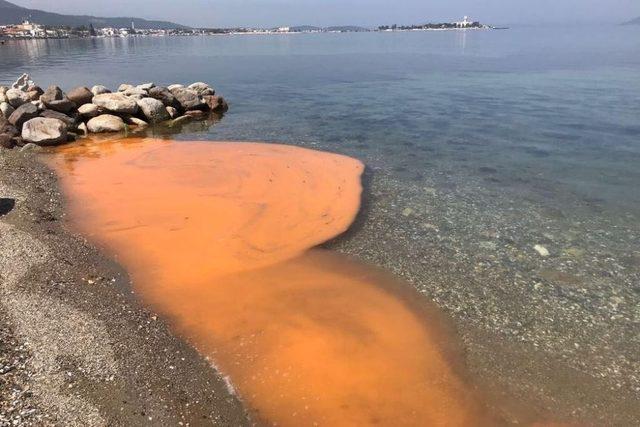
left=49, top=137, right=492, bottom=426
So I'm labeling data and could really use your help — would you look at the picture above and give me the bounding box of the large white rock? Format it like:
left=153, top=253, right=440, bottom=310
left=87, top=114, right=126, bottom=133
left=21, top=117, right=68, bottom=146
left=136, top=98, right=170, bottom=123
left=78, top=103, right=101, bottom=118
left=6, top=89, right=30, bottom=108
left=92, top=93, right=138, bottom=114
left=91, top=85, right=111, bottom=96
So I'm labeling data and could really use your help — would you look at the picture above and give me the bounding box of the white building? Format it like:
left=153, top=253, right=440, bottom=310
left=277, top=27, right=290, bottom=33
left=455, top=16, right=473, bottom=28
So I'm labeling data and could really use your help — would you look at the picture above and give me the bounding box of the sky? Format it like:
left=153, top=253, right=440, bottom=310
left=10, top=0, right=640, bottom=28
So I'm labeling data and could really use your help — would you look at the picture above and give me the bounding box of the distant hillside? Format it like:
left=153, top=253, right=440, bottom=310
left=325, top=26, right=369, bottom=32
left=0, top=0, right=188, bottom=29
left=622, top=17, right=640, bottom=25
left=288, top=25, right=370, bottom=33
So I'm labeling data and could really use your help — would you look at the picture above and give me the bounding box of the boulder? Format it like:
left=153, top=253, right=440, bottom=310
left=40, top=109, right=77, bottom=128
left=0, top=133, right=14, bottom=149
left=6, top=89, right=30, bottom=108
left=148, top=86, right=179, bottom=108
left=136, top=83, right=155, bottom=91
left=91, top=85, right=111, bottom=96
left=0, top=86, right=7, bottom=102
left=126, top=116, right=148, bottom=127
left=87, top=114, right=126, bottom=133
left=188, top=82, right=215, bottom=96
left=167, top=84, right=184, bottom=91
left=184, top=110, right=206, bottom=119
left=12, top=74, right=33, bottom=91
left=136, top=98, right=170, bottom=123
left=170, top=87, right=206, bottom=111
left=8, top=103, right=39, bottom=129
left=165, top=106, right=178, bottom=119
left=123, top=87, right=148, bottom=98
left=0, top=102, right=15, bottom=119
left=40, top=86, right=75, bottom=113
left=92, top=93, right=138, bottom=115
left=168, top=115, right=192, bottom=127
left=67, top=86, right=93, bottom=106
left=203, top=95, right=229, bottom=113
left=20, top=143, right=42, bottom=153
left=26, top=86, right=43, bottom=101
left=78, top=103, right=101, bottom=118
left=21, top=117, right=68, bottom=146
left=118, top=83, right=134, bottom=92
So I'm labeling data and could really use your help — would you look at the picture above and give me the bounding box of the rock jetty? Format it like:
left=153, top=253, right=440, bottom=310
left=0, top=74, right=229, bottom=149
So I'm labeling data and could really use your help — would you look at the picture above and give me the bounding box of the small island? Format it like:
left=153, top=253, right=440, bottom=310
left=378, top=16, right=503, bottom=31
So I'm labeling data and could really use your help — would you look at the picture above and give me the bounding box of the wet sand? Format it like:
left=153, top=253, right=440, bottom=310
left=48, top=137, right=495, bottom=425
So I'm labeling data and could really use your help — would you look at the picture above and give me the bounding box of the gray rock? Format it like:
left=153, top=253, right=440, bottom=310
left=87, top=114, right=126, bottom=133
left=203, top=95, right=229, bottom=112
left=168, top=115, right=193, bottom=127
left=91, top=85, right=111, bottom=96
left=78, top=103, right=101, bottom=118
left=8, top=103, right=39, bottom=129
left=67, top=86, right=93, bottom=106
left=188, top=82, right=215, bottom=96
left=123, top=87, right=148, bottom=98
left=165, top=106, right=178, bottom=119
left=21, top=117, right=68, bottom=146
left=126, top=116, right=148, bottom=127
left=0, top=102, right=15, bottom=119
left=40, top=85, right=75, bottom=113
left=136, top=83, right=155, bottom=91
left=148, top=86, right=179, bottom=108
left=184, top=110, right=206, bottom=119
left=11, top=74, right=33, bottom=91
left=92, top=93, right=138, bottom=115
left=40, top=110, right=77, bottom=128
left=167, top=84, right=184, bottom=91
left=118, top=83, right=135, bottom=92
left=26, top=87, right=43, bottom=101
left=170, top=87, right=206, bottom=111
left=6, top=89, right=30, bottom=108
left=136, top=98, right=170, bottom=123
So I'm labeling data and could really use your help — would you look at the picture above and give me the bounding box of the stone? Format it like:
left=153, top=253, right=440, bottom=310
left=188, top=82, right=215, bottom=96
left=0, top=133, right=14, bottom=149
left=20, top=143, right=42, bottom=152
left=0, top=116, right=19, bottom=137
left=167, top=84, right=184, bottom=91
left=21, top=117, right=68, bottom=146
left=136, top=98, right=170, bottom=123
left=8, top=103, right=39, bottom=129
left=168, top=115, right=192, bottom=127
left=78, top=103, right=101, bottom=118
left=77, top=122, right=88, bottom=136
left=123, top=87, right=148, bottom=98
left=0, top=102, right=15, bottom=119
left=40, top=109, right=77, bottom=128
left=118, top=83, right=135, bottom=92
left=67, top=86, right=94, bottom=106
left=170, top=87, right=206, bottom=111
left=184, top=110, right=206, bottom=119
left=126, top=116, right=148, bottom=127
left=26, top=86, right=43, bottom=101
left=40, top=86, right=75, bottom=113
left=87, top=114, right=126, bottom=133
left=136, top=82, right=155, bottom=91
left=91, top=85, right=111, bottom=96
left=92, top=93, right=138, bottom=115
left=534, top=245, right=550, bottom=257
left=203, top=95, right=229, bottom=112
left=148, top=86, right=179, bottom=108
left=12, top=74, right=33, bottom=91
left=165, top=106, right=178, bottom=119
left=6, top=89, right=30, bottom=108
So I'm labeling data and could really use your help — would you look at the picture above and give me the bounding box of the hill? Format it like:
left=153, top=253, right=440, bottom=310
left=0, top=0, right=187, bottom=29
left=622, top=17, right=640, bottom=25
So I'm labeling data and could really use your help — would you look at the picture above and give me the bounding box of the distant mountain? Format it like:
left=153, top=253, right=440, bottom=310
left=325, top=26, right=369, bottom=32
left=290, top=25, right=322, bottom=32
left=622, top=17, right=640, bottom=25
left=0, top=0, right=188, bottom=29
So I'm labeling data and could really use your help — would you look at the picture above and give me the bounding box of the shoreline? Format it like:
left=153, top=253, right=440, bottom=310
left=0, top=148, right=250, bottom=425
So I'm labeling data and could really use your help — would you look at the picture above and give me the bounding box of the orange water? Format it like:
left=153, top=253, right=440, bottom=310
left=49, top=137, right=494, bottom=426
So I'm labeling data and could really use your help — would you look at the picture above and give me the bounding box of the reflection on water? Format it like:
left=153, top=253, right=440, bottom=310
left=49, top=137, right=500, bottom=426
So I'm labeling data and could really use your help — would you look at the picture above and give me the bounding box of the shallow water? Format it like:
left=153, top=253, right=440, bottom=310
left=49, top=137, right=498, bottom=426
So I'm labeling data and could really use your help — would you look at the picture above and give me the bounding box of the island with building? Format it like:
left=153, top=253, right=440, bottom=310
left=378, top=16, right=501, bottom=31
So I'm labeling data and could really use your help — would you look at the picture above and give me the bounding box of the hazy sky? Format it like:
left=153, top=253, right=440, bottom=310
left=10, top=0, right=640, bottom=28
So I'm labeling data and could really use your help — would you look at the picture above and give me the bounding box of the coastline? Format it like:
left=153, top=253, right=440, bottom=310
left=0, top=148, right=250, bottom=426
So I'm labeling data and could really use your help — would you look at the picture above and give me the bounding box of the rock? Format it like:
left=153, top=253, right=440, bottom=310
left=40, top=85, right=75, bottom=113
left=91, top=85, right=111, bottom=96
left=168, top=115, right=193, bottom=127
left=67, top=86, right=93, bottom=106
left=534, top=244, right=550, bottom=257
left=77, top=122, right=88, bottom=136
left=170, top=87, right=206, bottom=111
left=12, top=74, right=33, bottom=91
left=20, top=143, right=42, bottom=152
left=188, top=82, right=215, bottom=96
left=126, top=116, right=148, bottom=127
left=123, top=87, right=148, bottom=98
left=8, top=103, right=39, bottom=129
left=6, top=89, right=30, bottom=108
left=136, top=83, right=155, bottom=91
left=21, top=117, right=68, bottom=146
left=26, top=86, right=43, bottom=101
left=92, top=93, right=138, bottom=115
left=118, top=83, right=135, bottom=92
left=203, top=95, right=229, bottom=112
left=78, top=103, right=101, bottom=118
left=165, top=106, right=178, bottom=119
left=0, top=102, right=15, bottom=119
left=184, top=110, right=206, bottom=119
left=167, top=84, right=184, bottom=91
left=0, top=133, right=14, bottom=149
left=31, top=100, right=44, bottom=110
left=40, top=109, right=77, bottom=128
left=87, top=114, right=126, bottom=133
left=0, top=116, right=19, bottom=137
left=136, top=98, right=170, bottom=123
left=148, top=86, right=179, bottom=108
